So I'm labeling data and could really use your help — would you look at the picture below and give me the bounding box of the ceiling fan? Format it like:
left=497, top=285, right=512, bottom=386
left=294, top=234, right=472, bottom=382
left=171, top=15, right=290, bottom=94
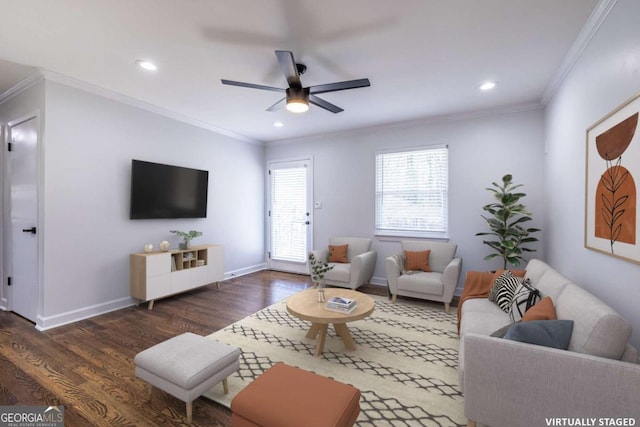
left=221, top=50, right=370, bottom=114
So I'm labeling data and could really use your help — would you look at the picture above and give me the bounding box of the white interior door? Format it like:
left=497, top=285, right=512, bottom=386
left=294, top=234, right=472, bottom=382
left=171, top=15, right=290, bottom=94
left=268, top=159, right=312, bottom=274
left=8, top=117, right=39, bottom=322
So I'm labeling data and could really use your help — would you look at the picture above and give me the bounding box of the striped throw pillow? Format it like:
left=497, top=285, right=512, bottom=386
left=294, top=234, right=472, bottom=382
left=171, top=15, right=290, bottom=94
left=489, top=271, right=523, bottom=312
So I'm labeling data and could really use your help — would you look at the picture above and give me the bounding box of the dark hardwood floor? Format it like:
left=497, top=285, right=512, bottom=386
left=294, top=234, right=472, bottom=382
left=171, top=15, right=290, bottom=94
left=0, top=270, right=386, bottom=426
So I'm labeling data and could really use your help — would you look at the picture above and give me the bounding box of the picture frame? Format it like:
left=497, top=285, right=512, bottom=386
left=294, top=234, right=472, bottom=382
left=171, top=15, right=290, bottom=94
left=585, top=92, right=640, bottom=263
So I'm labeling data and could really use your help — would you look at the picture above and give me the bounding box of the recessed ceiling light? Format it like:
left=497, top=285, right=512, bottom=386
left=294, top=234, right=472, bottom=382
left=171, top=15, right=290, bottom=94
left=273, top=121, right=284, bottom=128
left=479, top=81, right=497, bottom=91
left=136, top=60, right=157, bottom=71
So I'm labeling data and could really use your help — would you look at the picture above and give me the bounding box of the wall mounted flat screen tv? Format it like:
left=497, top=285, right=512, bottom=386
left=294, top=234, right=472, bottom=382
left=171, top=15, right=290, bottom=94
left=130, top=159, right=209, bottom=219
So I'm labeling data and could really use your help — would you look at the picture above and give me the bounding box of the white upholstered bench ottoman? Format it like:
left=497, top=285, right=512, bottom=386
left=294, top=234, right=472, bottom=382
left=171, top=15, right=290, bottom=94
left=134, top=332, right=240, bottom=424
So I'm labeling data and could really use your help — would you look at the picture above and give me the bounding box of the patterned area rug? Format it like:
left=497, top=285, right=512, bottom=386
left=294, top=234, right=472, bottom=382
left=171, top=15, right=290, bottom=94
left=204, top=294, right=465, bottom=426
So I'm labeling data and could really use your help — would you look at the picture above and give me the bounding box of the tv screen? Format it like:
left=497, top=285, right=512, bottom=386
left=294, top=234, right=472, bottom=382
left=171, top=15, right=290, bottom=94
left=130, top=160, right=208, bottom=219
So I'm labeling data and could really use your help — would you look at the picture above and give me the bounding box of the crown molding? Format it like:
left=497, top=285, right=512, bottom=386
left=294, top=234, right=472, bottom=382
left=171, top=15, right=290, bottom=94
left=268, top=101, right=543, bottom=146
left=0, top=68, right=44, bottom=104
left=541, top=0, right=618, bottom=104
left=3, top=68, right=263, bottom=145
left=40, top=70, right=262, bottom=145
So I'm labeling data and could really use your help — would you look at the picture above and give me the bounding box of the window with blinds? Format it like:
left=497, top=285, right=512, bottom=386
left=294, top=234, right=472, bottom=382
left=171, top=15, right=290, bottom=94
left=269, top=163, right=309, bottom=262
left=375, top=146, right=448, bottom=237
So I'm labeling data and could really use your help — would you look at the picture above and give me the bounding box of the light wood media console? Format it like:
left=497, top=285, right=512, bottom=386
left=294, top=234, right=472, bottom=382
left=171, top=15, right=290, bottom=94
left=130, top=244, right=223, bottom=309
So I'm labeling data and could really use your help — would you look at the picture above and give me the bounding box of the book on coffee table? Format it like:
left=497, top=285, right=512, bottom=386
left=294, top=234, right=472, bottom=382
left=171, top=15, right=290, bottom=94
left=325, top=303, right=358, bottom=314
left=327, top=296, right=356, bottom=308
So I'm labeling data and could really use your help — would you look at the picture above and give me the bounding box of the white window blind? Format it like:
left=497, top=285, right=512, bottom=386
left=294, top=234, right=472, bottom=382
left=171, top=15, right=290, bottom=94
left=270, top=164, right=308, bottom=262
left=375, top=146, right=448, bottom=237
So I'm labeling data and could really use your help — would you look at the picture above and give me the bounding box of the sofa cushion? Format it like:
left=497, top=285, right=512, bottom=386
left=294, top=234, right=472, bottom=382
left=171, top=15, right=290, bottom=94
left=524, top=260, right=571, bottom=301
left=404, top=250, right=432, bottom=272
left=328, top=244, right=348, bottom=263
left=522, top=296, right=557, bottom=321
left=556, top=283, right=632, bottom=360
left=459, top=299, right=511, bottom=337
left=503, top=320, right=574, bottom=350
left=397, top=271, right=443, bottom=295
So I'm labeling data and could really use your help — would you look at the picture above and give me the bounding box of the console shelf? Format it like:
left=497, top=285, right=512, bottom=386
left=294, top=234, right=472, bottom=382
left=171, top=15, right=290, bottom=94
left=130, top=244, right=223, bottom=310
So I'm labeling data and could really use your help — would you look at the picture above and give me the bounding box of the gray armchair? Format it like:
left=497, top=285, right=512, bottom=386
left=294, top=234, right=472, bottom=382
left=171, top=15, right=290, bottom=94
left=308, top=237, right=377, bottom=290
left=385, top=241, right=461, bottom=313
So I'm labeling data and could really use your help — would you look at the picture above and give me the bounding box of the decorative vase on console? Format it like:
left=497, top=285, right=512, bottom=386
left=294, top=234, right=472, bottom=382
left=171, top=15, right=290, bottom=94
left=309, top=253, right=333, bottom=302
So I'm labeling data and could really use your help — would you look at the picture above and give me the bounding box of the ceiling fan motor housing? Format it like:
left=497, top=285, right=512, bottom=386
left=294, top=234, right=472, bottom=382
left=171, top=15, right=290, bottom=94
left=286, top=87, right=309, bottom=102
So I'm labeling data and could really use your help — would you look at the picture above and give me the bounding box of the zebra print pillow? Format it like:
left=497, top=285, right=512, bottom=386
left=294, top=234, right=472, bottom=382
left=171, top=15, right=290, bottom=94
left=488, top=270, right=513, bottom=301
left=489, top=271, right=523, bottom=312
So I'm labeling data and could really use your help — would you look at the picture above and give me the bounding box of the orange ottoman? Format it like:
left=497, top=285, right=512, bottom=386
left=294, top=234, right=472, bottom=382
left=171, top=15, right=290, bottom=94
left=230, top=363, right=360, bottom=427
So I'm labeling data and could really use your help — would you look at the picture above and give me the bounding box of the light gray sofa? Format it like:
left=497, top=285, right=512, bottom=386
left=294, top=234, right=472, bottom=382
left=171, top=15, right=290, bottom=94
left=459, top=259, right=640, bottom=427
left=308, top=237, right=376, bottom=290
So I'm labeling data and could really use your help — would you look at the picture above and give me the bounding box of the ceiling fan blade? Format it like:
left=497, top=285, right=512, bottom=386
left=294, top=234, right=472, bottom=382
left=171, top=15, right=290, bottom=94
left=309, top=78, right=371, bottom=95
left=266, top=97, right=286, bottom=112
left=275, top=50, right=301, bottom=88
left=309, top=95, right=343, bottom=114
left=221, top=79, right=284, bottom=92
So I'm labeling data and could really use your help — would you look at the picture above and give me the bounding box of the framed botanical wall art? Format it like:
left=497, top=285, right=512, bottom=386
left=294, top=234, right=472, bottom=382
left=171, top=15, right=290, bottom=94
left=585, top=92, right=640, bottom=263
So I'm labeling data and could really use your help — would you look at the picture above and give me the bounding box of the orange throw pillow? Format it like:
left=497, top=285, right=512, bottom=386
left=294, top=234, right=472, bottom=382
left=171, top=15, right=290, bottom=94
left=328, top=244, right=348, bottom=263
left=522, top=296, right=557, bottom=321
left=404, top=250, right=432, bottom=272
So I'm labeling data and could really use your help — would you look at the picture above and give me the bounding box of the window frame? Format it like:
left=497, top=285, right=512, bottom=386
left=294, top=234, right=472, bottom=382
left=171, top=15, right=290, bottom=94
left=374, top=145, right=449, bottom=239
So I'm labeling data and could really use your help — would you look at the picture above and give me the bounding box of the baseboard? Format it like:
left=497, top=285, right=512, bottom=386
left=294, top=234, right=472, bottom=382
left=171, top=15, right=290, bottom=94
left=36, top=297, right=135, bottom=331
left=35, top=265, right=269, bottom=330
left=34, top=263, right=377, bottom=330
left=224, top=263, right=267, bottom=280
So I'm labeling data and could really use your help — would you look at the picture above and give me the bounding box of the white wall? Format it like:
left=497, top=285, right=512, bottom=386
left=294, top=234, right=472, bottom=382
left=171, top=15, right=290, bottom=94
left=266, top=108, right=546, bottom=290
left=2, top=78, right=265, bottom=328
left=544, top=0, right=640, bottom=348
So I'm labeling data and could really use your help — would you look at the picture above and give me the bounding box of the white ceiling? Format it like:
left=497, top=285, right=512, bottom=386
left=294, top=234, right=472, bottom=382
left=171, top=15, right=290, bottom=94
left=0, top=0, right=599, bottom=143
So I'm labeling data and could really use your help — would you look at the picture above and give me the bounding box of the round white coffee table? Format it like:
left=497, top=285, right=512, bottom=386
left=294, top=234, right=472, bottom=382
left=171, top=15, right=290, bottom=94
left=286, top=288, right=375, bottom=357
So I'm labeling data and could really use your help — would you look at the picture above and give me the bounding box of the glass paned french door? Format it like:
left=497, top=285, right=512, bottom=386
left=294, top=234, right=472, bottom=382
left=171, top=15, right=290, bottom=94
left=268, top=159, right=312, bottom=274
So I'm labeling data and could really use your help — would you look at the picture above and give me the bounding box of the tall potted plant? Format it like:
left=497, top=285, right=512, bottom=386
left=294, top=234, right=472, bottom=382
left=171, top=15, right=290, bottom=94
left=476, top=174, right=541, bottom=269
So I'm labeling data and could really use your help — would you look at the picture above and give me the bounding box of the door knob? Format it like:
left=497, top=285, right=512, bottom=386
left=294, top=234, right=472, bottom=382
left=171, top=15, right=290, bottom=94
left=22, top=227, right=36, bottom=234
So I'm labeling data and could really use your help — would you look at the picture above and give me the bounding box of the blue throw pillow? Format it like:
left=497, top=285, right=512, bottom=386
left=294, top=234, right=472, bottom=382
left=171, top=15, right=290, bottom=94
left=503, top=320, right=574, bottom=350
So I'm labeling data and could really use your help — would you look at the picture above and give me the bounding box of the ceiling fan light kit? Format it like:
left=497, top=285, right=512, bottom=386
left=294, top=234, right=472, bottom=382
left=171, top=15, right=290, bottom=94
left=285, top=87, right=309, bottom=113
left=221, top=50, right=370, bottom=114
left=286, top=99, right=309, bottom=113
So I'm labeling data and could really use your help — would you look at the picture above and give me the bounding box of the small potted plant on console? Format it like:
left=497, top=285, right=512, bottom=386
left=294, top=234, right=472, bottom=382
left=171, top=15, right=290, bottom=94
left=170, top=230, right=203, bottom=250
